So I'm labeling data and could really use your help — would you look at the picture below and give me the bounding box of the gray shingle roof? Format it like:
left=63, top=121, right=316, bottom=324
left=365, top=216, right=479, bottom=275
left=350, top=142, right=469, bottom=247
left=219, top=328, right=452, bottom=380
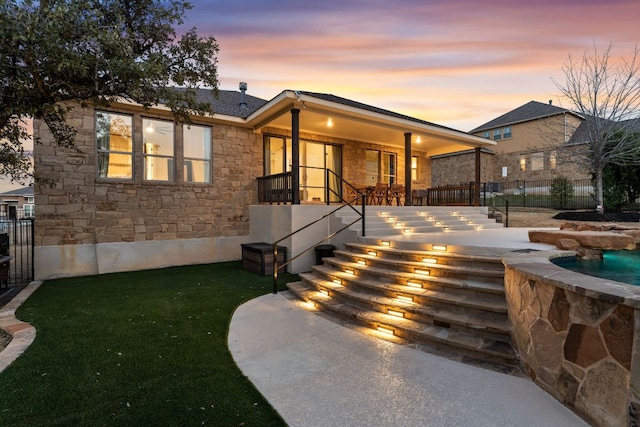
left=0, top=187, right=33, bottom=197
left=172, top=88, right=269, bottom=119
left=470, top=101, right=575, bottom=133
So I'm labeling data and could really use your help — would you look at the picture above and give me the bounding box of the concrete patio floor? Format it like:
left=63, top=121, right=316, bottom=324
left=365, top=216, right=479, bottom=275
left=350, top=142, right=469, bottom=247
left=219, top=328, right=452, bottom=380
left=228, top=291, right=588, bottom=427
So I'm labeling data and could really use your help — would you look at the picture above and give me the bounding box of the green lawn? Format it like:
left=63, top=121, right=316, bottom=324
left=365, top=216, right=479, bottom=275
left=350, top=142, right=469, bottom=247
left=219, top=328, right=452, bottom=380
left=0, top=262, right=298, bottom=426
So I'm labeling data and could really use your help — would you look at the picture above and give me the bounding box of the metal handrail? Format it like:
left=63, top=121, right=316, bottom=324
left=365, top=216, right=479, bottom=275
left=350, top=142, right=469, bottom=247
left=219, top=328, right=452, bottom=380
left=271, top=170, right=366, bottom=293
left=482, top=184, right=510, bottom=227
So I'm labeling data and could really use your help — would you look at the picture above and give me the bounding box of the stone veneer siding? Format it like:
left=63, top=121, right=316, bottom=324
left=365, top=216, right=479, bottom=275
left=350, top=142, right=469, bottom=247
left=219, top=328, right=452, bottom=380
left=35, top=104, right=262, bottom=252
left=503, top=251, right=640, bottom=427
left=430, top=150, right=494, bottom=188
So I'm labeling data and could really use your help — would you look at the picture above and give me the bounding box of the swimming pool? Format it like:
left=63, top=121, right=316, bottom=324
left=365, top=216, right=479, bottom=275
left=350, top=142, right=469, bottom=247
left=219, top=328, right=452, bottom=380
left=552, top=250, right=640, bottom=286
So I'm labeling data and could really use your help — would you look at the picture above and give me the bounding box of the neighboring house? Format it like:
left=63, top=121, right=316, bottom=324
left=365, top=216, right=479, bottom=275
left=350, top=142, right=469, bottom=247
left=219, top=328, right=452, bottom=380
left=0, top=187, right=34, bottom=219
left=430, top=100, right=591, bottom=187
left=33, top=84, right=494, bottom=280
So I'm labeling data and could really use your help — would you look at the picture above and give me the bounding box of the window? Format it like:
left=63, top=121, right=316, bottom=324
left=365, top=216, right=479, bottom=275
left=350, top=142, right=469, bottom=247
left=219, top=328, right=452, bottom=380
left=143, top=118, right=174, bottom=181
left=96, top=112, right=133, bottom=179
left=365, top=150, right=379, bottom=184
left=381, top=152, right=396, bottom=184
left=26, top=196, right=34, bottom=204
left=531, top=152, right=544, bottom=171
left=550, top=150, right=557, bottom=169
left=23, top=204, right=34, bottom=217
left=411, top=156, right=418, bottom=181
left=482, top=131, right=490, bottom=139
left=519, top=155, right=526, bottom=171
left=184, top=125, right=211, bottom=183
left=493, top=129, right=501, bottom=140
left=503, top=127, right=512, bottom=138
left=501, top=166, right=508, bottom=177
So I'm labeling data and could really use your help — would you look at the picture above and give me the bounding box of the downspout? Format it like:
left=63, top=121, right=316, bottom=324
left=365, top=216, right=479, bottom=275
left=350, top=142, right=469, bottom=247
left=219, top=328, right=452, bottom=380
left=404, top=133, right=412, bottom=206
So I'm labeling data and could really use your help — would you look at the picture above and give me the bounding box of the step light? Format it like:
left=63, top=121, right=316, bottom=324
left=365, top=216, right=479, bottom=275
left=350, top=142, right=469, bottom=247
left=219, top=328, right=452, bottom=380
left=395, top=222, right=403, bottom=228
left=380, top=240, right=390, bottom=246
left=467, top=220, right=474, bottom=225
left=415, top=268, right=430, bottom=276
left=422, top=258, right=437, bottom=264
left=459, top=216, right=465, bottom=220
left=332, top=278, right=342, bottom=285
left=434, top=221, right=442, bottom=225
left=406, top=281, right=422, bottom=288
left=432, top=244, right=447, bottom=251
left=380, top=211, right=389, bottom=216
left=368, top=251, right=377, bottom=257
left=387, top=309, right=404, bottom=318
left=451, top=211, right=458, bottom=215
left=427, top=216, right=434, bottom=220
left=475, top=225, right=482, bottom=230
left=319, top=289, right=329, bottom=296
left=443, top=226, right=451, bottom=232
left=397, top=295, right=413, bottom=302
left=356, top=260, right=366, bottom=266
left=344, top=268, right=355, bottom=275
left=418, top=211, right=427, bottom=216
left=303, top=301, right=317, bottom=310
left=386, top=216, right=396, bottom=222
left=403, top=228, right=412, bottom=234
left=377, top=326, right=395, bottom=335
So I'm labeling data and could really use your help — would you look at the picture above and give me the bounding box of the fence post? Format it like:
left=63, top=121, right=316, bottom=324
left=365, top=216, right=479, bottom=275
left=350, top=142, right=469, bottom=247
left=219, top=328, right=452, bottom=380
left=522, top=180, right=526, bottom=207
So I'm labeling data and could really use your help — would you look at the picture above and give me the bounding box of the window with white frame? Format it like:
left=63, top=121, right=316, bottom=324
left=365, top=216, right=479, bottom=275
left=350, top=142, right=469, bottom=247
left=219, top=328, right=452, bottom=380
left=411, top=156, right=418, bottom=181
left=183, top=124, right=212, bottom=183
left=96, top=111, right=133, bottom=179
left=143, top=118, right=175, bottom=181
left=531, top=152, right=544, bottom=171
left=550, top=150, right=557, bottom=169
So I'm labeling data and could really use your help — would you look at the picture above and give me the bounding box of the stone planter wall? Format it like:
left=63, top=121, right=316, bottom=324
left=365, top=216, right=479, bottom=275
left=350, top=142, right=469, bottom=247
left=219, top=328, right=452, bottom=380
left=503, top=252, right=640, bottom=427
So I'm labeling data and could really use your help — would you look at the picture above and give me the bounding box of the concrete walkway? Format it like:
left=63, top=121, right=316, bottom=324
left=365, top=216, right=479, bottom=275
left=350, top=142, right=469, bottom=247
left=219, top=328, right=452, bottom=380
left=229, top=292, right=588, bottom=427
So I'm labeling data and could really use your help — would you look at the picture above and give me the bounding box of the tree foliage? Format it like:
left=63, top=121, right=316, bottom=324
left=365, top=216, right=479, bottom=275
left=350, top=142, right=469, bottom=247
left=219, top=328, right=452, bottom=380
left=553, top=43, right=640, bottom=211
left=0, top=0, right=219, bottom=184
left=550, top=176, right=574, bottom=209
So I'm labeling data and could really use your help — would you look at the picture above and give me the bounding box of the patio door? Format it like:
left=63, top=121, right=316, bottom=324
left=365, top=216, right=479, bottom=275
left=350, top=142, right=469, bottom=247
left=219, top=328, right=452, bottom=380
left=264, top=136, right=342, bottom=202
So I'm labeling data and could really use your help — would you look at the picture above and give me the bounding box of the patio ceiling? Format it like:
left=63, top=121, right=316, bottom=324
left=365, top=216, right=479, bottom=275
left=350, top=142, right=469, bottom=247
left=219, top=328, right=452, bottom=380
left=245, top=90, right=494, bottom=156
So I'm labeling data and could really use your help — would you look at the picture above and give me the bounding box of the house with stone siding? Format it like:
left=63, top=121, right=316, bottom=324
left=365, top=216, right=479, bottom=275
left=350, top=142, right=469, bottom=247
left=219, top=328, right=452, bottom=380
left=430, top=100, right=592, bottom=188
left=33, top=85, right=494, bottom=280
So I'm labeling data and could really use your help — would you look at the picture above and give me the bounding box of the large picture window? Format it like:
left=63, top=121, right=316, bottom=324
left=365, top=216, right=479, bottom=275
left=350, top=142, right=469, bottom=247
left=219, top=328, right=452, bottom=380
left=184, top=125, right=212, bottom=183
left=143, top=118, right=174, bottom=181
left=96, top=112, right=133, bottom=179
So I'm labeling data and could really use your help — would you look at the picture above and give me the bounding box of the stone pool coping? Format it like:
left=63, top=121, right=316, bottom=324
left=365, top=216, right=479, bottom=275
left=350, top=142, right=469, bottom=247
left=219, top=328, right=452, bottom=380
left=502, top=249, right=640, bottom=310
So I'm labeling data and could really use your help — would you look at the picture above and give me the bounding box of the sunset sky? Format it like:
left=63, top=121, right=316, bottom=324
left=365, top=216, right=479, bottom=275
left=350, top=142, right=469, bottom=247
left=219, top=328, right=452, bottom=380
left=184, top=0, right=640, bottom=131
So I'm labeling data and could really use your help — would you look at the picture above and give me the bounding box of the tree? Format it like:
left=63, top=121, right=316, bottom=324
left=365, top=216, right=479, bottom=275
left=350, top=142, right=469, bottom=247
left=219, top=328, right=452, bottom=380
left=553, top=43, right=640, bottom=211
left=0, top=0, right=219, bottom=184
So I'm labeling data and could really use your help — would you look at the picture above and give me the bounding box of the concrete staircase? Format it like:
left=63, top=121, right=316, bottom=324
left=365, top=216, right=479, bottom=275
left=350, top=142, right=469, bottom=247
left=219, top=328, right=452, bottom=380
left=287, top=236, right=519, bottom=373
left=335, top=206, right=503, bottom=237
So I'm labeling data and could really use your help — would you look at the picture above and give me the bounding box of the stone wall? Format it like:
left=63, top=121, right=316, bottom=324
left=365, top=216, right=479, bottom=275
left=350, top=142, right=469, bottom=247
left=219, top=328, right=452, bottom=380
left=503, top=252, right=640, bottom=427
left=430, top=150, right=494, bottom=188
left=34, top=104, right=262, bottom=248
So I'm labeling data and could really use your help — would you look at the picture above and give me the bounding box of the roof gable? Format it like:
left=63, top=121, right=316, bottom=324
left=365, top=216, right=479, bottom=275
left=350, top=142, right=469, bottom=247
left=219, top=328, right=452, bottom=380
left=470, top=101, right=578, bottom=133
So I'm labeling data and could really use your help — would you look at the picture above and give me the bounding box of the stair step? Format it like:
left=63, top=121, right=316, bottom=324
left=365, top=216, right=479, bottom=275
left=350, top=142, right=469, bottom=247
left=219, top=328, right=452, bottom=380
left=299, top=273, right=511, bottom=337
left=322, top=258, right=505, bottom=291
left=334, top=250, right=504, bottom=279
left=302, top=268, right=507, bottom=313
left=287, top=281, right=518, bottom=366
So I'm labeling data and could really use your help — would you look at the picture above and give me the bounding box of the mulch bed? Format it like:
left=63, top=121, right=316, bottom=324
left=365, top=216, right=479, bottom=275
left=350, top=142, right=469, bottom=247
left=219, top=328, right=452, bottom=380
left=554, top=211, right=640, bottom=222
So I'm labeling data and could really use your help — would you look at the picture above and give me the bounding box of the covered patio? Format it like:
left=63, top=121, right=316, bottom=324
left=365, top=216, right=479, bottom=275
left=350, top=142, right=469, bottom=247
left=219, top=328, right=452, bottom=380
left=244, top=90, right=495, bottom=206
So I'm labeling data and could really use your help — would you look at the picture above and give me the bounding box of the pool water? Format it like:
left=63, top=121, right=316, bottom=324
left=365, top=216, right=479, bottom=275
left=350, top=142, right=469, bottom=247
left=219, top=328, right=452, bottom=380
left=552, top=251, right=640, bottom=286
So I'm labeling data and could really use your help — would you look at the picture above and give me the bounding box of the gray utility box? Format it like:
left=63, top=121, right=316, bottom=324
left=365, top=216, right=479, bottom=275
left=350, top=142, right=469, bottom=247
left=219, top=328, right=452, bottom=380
left=241, top=243, right=287, bottom=275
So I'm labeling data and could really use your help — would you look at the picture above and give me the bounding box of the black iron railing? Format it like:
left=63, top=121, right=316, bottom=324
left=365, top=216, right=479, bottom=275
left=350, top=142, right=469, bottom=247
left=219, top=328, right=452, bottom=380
left=271, top=171, right=366, bottom=294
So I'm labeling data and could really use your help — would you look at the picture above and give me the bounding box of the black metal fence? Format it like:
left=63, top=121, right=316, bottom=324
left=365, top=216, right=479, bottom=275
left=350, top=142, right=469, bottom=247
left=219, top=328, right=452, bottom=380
left=482, top=179, right=597, bottom=210
left=0, top=218, right=34, bottom=285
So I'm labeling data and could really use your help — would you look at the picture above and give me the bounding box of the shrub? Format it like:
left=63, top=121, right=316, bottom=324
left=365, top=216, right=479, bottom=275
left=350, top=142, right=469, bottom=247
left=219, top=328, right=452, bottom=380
left=550, top=176, right=574, bottom=209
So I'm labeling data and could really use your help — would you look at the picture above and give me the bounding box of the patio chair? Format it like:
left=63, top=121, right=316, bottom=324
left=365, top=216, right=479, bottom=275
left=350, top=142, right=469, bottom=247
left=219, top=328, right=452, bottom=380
left=372, top=183, right=389, bottom=205
left=388, top=184, right=405, bottom=206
